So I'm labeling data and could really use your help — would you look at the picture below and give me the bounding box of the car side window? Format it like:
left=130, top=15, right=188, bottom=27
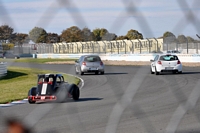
left=79, top=56, right=84, bottom=62
left=154, top=55, right=159, bottom=61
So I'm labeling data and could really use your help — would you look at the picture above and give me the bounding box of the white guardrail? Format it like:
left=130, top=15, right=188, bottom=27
left=0, top=62, right=7, bottom=77
left=35, top=53, right=200, bottom=63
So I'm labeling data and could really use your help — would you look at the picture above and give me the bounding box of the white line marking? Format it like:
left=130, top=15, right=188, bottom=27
left=41, top=83, right=47, bottom=94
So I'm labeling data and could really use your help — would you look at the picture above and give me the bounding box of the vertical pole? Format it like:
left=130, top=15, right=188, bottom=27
left=146, top=38, right=151, bottom=53
left=130, top=40, right=134, bottom=54
left=153, top=37, right=158, bottom=52
left=137, top=39, right=142, bottom=54
left=186, top=38, right=188, bottom=54
left=196, top=34, right=200, bottom=54
left=103, top=41, right=107, bottom=54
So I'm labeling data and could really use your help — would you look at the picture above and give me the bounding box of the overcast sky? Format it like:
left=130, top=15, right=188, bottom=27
left=0, top=0, right=199, bottom=39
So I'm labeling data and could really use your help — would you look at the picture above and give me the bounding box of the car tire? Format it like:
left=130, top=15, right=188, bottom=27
left=75, top=67, right=78, bottom=75
left=72, top=85, right=80, bottom=101
left=100, top=71, right=104, bottom=75
left=95, top=71, right=99, bottom=75
left=28, top=89, right=36, bottom=104
left=172, top=71, right=176, bottom=74
left=150, top=67, right=154, bottom=74
left=79, top=68, right=84, bottom=75
left=155, top=67, right=159, bottom=75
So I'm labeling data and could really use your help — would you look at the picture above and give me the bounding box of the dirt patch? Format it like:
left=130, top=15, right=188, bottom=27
left=45, top=60, right=200, bottom=67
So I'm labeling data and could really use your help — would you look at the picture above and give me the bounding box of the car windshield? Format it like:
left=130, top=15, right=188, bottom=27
left=160, top=55, right=178, bottom=61
left=84, top=56, right=101, bottom=62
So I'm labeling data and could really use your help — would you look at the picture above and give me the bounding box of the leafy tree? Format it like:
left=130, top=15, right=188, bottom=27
left=29, top=27, right=47, bottom=43
left=163, top=31, right=176, bottom=38
left=163, top=31, right=176, bottom=43
left=0, top=25, right=16, bottom=43
left=93, top=28, right=108, bottom=41
left=186, top=36, right=195, bottom=43
left=177, top=35, right=187, bottom=43
left=101, top=33, right=117, bottom=41
left=46, top=33, right=60, bottom=43
left=12, top=33, right=28, bottom=46
left=126, top=29, right=143, bottom=40
left=115, top=35, right=129, bottom=40
left=60, top=26, right=83, bottom=42
left=2, top=43, right=14, bottom=51
left=81, top=27, right=95, bottom=42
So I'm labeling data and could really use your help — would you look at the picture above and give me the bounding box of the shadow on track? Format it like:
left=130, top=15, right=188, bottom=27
left=36, top=98, right=103, bottom=104
left=79, top=73, right=128, bottom=76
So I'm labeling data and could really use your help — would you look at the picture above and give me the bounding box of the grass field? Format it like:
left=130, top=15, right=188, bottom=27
left=0, top=58, right=76, bottom=63
left=0, top=66, right=80, bottom=104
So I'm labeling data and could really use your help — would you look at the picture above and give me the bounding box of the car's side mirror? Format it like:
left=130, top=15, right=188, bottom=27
left=75, top=60, right=79, bottom=63
left=150, top=59, right=154, bottom=62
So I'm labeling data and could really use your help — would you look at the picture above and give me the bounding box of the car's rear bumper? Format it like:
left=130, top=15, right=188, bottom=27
left=28, top=95, right=57, bottom=101
left=81, top=66, right=104, bottom=72
left=156, top=64, right=182, bottom=72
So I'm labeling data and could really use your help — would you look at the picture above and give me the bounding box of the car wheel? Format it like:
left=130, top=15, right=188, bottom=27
left=150, top=67, right=154, bottom=74
left=75, top=67, right=78, bottom=75
left=100, top=71, right=104, bottom=75
left=95, top=71, right=99, bottom=75
left=28, top=90, right=36, bottom=104
left=172, top=71, right=176, bottom=74
left=72, top=85, right=80, bottom=101
left=79, top=68, right=84, bottom=75
left=155, top=67, right=159, bottom=75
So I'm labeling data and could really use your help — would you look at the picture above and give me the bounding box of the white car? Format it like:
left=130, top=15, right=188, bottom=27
left=150, top=54, right=182, bottom=75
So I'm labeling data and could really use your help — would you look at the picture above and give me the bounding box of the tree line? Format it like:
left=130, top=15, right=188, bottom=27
left=0, top=24, right=198, bottom=46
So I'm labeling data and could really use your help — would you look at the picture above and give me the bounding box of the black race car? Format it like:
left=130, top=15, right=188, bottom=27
left=28, top=74, right=80, bottom=104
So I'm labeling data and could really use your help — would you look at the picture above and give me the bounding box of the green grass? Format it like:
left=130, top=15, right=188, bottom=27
left=0, top=67, right=80, bottom=104
left=0, top=58, right=77, bottom=63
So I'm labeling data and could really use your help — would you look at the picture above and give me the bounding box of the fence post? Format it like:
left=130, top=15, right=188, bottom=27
left=123, top=40, right=126, bottom=54
left=146, top=38, right=151, bottom=53
left=196, top=34, right=200, bottom=54
left=130, top=40, right=134, bottom=54
left=109, top=41, right=112, bottom=54
left=186, top=38, right=188, bottom=54
left=153, top=37, right=158, bottom=52
left=115, top=40, right=119, bottom=54
left=103, top=41, right=107, bottom=54
left=80, top=42, right=83, bottom=54
left=137, top=39, right=142, bottom=54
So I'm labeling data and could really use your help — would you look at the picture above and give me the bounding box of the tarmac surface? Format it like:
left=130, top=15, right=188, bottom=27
left=0, top=62, right=200, bottom=133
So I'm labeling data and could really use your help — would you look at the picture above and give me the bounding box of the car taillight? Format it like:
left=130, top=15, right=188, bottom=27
left=48, top=81, right=52, bottom=85
left=100, top=61, right=103, bottom=66
left=157, top=60, right=162, bottom=65
left=82, top=62, right=86, bottom=66
left=177, top=60, right=181, bottom=64
left=38, top=82, right=43, bottom=84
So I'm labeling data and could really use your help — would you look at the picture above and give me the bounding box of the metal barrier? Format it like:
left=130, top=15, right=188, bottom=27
left=0, top=62, right=7, bottom=77
left=35, top=53, right=200, bottom=63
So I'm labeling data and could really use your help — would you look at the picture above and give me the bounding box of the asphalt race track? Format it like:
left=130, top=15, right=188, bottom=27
left=1, top=62, right=200, bottom=133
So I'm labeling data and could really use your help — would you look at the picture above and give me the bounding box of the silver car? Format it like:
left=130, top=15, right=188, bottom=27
left=75, top=55, right=105, bottom=75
